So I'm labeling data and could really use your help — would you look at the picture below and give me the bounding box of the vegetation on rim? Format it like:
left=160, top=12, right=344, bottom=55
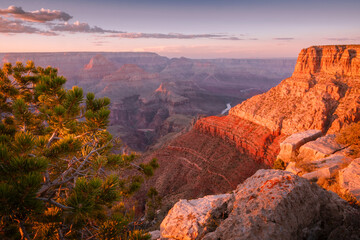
left=0, top=61, right=158, bottom=239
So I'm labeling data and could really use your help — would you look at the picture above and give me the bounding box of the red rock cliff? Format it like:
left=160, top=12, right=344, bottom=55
left=195, top=45, right=360, bottom=164
left=293, top=45, right=360, bottom=77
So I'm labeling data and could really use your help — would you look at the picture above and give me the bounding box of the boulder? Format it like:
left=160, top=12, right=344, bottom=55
left=312, top=154, right=352, bottom=169
left=285, top=161, right=301, bottom=175
left=277, top=130, right=322, bottom=162
left=298, top=134, right=344, bottom=161
left=302, top=167, right=332, bottom=180
left=149, top=230, right=160, bottom=240
left=339, top=158, right=360, bottom=201
left=300, top=154, right=352, bottom=180
left=160, top=169, right=359, bottom=240
left=160, top=194, right=233, bottom=240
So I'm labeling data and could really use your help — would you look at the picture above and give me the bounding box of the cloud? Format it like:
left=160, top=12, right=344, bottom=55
left=273, top=38, right=294, bottom=41
left=0, top=5, right=248, bottom=42
left=0, top=16, right=57, bottom=35
left=325, top=37, right=358, bottom=41
left=93, top=41, right=108, bottom=46
left=107, top=32, right=244, bottom=40
left=0, top=5, right=72, bottom=23
left=51, top=21, right=123, bottom=33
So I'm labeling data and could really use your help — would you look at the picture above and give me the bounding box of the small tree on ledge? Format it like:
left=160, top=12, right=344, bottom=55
left=0, top=61, right=157, bottom=239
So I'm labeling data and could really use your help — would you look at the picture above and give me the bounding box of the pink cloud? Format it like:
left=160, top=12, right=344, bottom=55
left=0, top=5, right=72, bottom=23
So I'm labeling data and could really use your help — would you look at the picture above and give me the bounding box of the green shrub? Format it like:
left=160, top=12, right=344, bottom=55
left=273, top=158, right=286, bottom=170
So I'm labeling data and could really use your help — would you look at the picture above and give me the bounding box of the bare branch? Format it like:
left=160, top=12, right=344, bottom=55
left=18, top=220, right=31, bottom=240
left=130, top=162, right=143, bottom=170
left=58, top=227, right=65, bottom=240
left=37, top=176, right=74, bottom=196
left=46, top=130, right=58, bottom=148
left=37, top=197, right=73, bottom=210
left=38, top=141, right=112, bottom=197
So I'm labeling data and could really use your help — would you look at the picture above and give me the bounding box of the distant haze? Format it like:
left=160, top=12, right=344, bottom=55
left=0, top=0, right=359, bottom=58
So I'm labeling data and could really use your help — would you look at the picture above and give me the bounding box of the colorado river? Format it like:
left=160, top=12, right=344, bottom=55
left=221, top=103, right=231, bottom=115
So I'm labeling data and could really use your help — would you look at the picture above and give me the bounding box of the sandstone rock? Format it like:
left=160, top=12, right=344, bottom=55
left=298, top=134, right=344, bottom=161
left=285, top=161, right=301, bottom=175
left=160, top=194, right=233, bottom=240
left=229, top=45, right=360, bottom=135
left=299, top=154, right=351, bottom=180
left=293, top=45, right=360, bottom=77
left=149, top=230, right=160, bottom=240
left=312, top=154, right=352, bottom=169
left=136, top=129, right=268, bottom=211
left=277, top=130, right=322, bottom=162
left=161, top=169, right=359, bottom=240
left=302, top=167, right=332, bottom=180
left=138, top=45, right=360, bottom=214
left=339, top=158, right=360, bottom=201
left=195, top=115, right=284, bottom=165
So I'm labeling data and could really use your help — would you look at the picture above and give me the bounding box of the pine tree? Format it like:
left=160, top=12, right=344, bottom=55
left=0, top=61, right=157, bottom=239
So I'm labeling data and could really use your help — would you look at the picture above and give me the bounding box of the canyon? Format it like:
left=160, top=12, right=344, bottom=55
left=3, top=46, right=360, bottom=239
left=0, top=52, right=295, bottom=151
left=138, top=45, right=360, bottom=213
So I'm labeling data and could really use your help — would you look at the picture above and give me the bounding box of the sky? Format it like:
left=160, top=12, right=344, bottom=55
left=0, top=0, right=359, bottom=58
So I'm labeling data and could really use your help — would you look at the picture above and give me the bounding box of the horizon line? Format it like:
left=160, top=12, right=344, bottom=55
left=0, top=51, right=299, bottom=60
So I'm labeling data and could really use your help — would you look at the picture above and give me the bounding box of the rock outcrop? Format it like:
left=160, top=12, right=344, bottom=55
left=137, top=45, right=360, bottom=212
left=194, top=45, right=360, bottom=166
left=195, top=115, right=284, bottom=164
left=339, top=158, right=360, bottom=201
left=160, top=194, right=232, bottom=240
left=297, top=134, right=345, bottom=161
left=299, top=154, right=352, bottom=180
left=137, top=130, right=267, bottom=208
left=277, top=130, right=323, bottom=162
left=160, top=170, right=360, bottom=240
left=278, top=130, right=352, bottom=181
left=229, top=45, right=360, bottom=134
left=293, top=45, right=360, bottom=77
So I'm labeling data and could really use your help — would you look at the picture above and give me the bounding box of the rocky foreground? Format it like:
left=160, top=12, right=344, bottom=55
left=157, top=170, right=360, bottom=240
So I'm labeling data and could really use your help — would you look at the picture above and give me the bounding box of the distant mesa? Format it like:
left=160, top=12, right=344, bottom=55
left=81, top=54, right=117, bottom=81
left=84, top=54, right=116, bottom=71
left=103, top=64, right=159, bottom=82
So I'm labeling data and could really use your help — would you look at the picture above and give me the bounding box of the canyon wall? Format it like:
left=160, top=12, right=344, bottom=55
left=195, top=45, right=360, bottom=165
left=139, top=45, right=360, bottom=211
left=228, top=45, right=360, bottom=135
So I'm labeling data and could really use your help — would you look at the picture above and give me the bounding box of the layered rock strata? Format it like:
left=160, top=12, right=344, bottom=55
left=138, top=130, right=267, bottom=208
left=195, top=115, right=284, bottom=165
left=195, top=45, right=360, bottom=165
left=139, top=45, right=360, bottom=211
left=160, top=170, right=360, bottom=240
